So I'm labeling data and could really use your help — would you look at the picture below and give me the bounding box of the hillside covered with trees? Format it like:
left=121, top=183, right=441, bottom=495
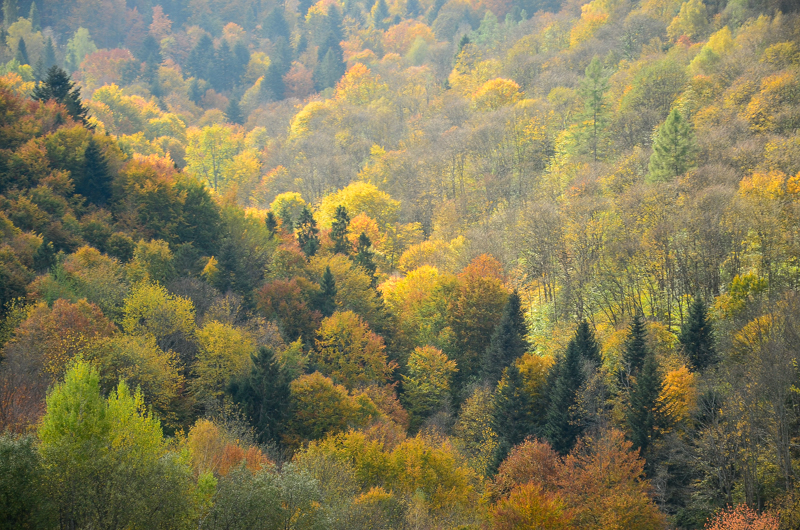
left=1, top=0, right=800, bottom=528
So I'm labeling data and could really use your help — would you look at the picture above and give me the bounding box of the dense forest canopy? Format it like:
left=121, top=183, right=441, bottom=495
left=1, top=0, right=800, bottom=528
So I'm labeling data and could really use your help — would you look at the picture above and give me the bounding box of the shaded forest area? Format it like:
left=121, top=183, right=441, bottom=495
left=2, top=0, right=800, bottom=528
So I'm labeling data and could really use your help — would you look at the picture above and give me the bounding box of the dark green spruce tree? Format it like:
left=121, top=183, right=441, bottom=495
left=225, top=97, right=243, bottom=125
left=32, top=66, right=91, bottom=125
left=78, top=138, right=112, bottom=206
left=296, top=206, right=320, bottom=257
left=622, top=312, right=649, bottom=379
left=228, top=346, right=291, bottom=445
left=14, top=37, right=28, bottom=65
left=265, top=211, right=278, bottom=237
left=626, top=351, right=667, bottom=453
left=330, top=205, right=351, bottom=255
left=481, top=291, right=528, bottom=386
left=353, top=232, right=377, bottom=284
left=315, top=266, right=337, bottom=317
left=679, top=297, right=717, bottom=372
left=543, top=321, right=602, bottom=454
left=491, top=364, right=536, bottom=471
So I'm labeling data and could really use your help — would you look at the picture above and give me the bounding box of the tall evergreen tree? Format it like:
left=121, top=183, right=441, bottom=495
left=679, top=297, right=717, bottom=372
left=78, top=138, right=112, bottom=206
left=626, top=351, right=667, bottom=452
left=261, top=61, right=285, bottom=101
left=228, top=346, right=291, bottom=445
left=15, top=37, right=28, bottom=65
left=213, top=40, right=236, bottom=91
left=314, top=47, right=343, bottom=91
left=353, top=232, right=377, bottom=284
left=330, top=205, right=351, bottom=255
left=315, top=266, right=337, bottom=317
left=543, top=321, right=602, bottom=454
left=28, top=1, right=39, bottom=31
left=188, top=77, right=203, bottom=104
left=3, top=0, right=18, bottom=27
left=42, top=37, right=56, bottom=69
left=32, top=66, right=91, bottom=125
left=491, top=364, right=536, bottom=470
left=186, top=34, right=214, bottom=81
left=406, top=0, right=421, bottom=17
left=481, top=291, right=528, bottom=385
left=233, top=41, right=250, bottom=81
left=647, top=108, right=697, bottom=183
left=543, top=338, right=585, bottom=454
left=225, top=97, right=243, bottom=125
left=264, top=7, right=290, bottom=41
left=296, top=206, right=320, bottom=257
left=371, top=0, right=390, bottom=28
left=265, top=211, right=278, bottom=237
left=622, top=312, right=649, bottom=378
left=577, top=56, right=609, bottom=162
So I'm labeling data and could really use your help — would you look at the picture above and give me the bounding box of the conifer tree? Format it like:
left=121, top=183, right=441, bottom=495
left=42, top=37, right=56, bottom=69
left=622, top=312, right=649, bottom=378
left=626, top=352, right=667, bottom=452
left=353, top=232, right=377, bottom=284
left=15, top=37, right=28, bottom=65
left=264, top=7, right=290, bottom=41
left=28, top=1, right=39, bottom=31
left=3, top=0, right=17, bottom=27
left=491, top=364, right=536, bottom=470
left=315, top=266, right=337, bottom=317
left=679, top=297, right=717, bottom=372
left=481, top=291, right=528, bottom=386
left=78, top=138, right=112, bottom=206
left=330, top=205, right=351, bottom=255
left=543, top=321, right=602, bottom=454
left=188, top=78, right=203, bottom=104
left=371, top=0, right=390, bottom=28
left=224, top=97, right=243, bottom=125
left=213, top=40, right=235, bottom=91
left=261, top=61, right=285, bottom=101
left=578, top=56, right=609, bottom=162
left=296, top=207, right=320, bottom=257
left=265, top=211, right=278, bottom=237
left=647, top=108, right=697, bottom=183
left=186, top=34, right=214, bottom=81
left=543, top=336, right=585, bottom=454
left=314, top=47, right=343, bottom=91
left=33, top=66, right=91, bottom=125
left=228, top=346, right=291, bottom=445
left=406, top=0, right=421, bottom=17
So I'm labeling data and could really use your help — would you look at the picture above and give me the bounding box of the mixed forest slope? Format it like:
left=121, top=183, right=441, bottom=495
left=0, top=0, right=800, bottom=528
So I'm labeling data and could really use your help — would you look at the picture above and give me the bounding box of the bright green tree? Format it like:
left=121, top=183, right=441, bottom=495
left=647, top=108, right=696, bottom=183
left=402, top=346, right=458, bottom=428
left=577, top=56, right=609, bottom=161
left=38, top=361, right=193, bottom=529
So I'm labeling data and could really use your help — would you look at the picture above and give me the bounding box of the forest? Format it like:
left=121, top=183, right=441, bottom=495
left=0, top=0, right=800, bottom=527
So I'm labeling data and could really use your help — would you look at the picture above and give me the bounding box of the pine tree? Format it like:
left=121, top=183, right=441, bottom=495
left=213, top=40, right=235, bottom=91
left=3, top=0, right=18, bottom=27
left=188, top=78, right=203, bottom=104
left=679, top=297, right=717, bottom=372
left=572, top=320, right=602, bottom=366
left=261, top=61, right=285, bottom=101
left=330, top=205, right=351, bottom=255
left=314, top=47, right=342, bottom=91
left=622, top=312, right=649, bottom=378
left=265, top=211, right=278, bottom=237
left=371, top=0, right=390, bottom=28
left=578, top=56, right=609, bottom=162
left=32, top=66, right=91, bottom=125
left=225, top=97, right=243, bottom=125
left=647, top=108, right=697, bottom=183
left=78, top=138, right=112, bottom=206
left=42, top=37, right=56, bottom=69
left=186, top=34, right=214, bottom=81
left=353, top=232, right=377, bottom=284
left=491, top=364, right=536, bottom=470
left=232, top=41, right=250, bottom=81
left=406, top=0, right=421, bottom=17
left=228, top=346, right=291, bottom=445
left=28, top=1, right=39, bottom=31
left=15, top=37, right=28, bottom=65
left=296, top=206, right=320, bottom=257
left=316, top=266, right=337, bottom=317
left=626, top=351, right=667, bottom=452
left=543, top=338, right=585, bottom=454
left=264, top=7, right=290, bottom=41
left=481, top=291, right=528, bottom=385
